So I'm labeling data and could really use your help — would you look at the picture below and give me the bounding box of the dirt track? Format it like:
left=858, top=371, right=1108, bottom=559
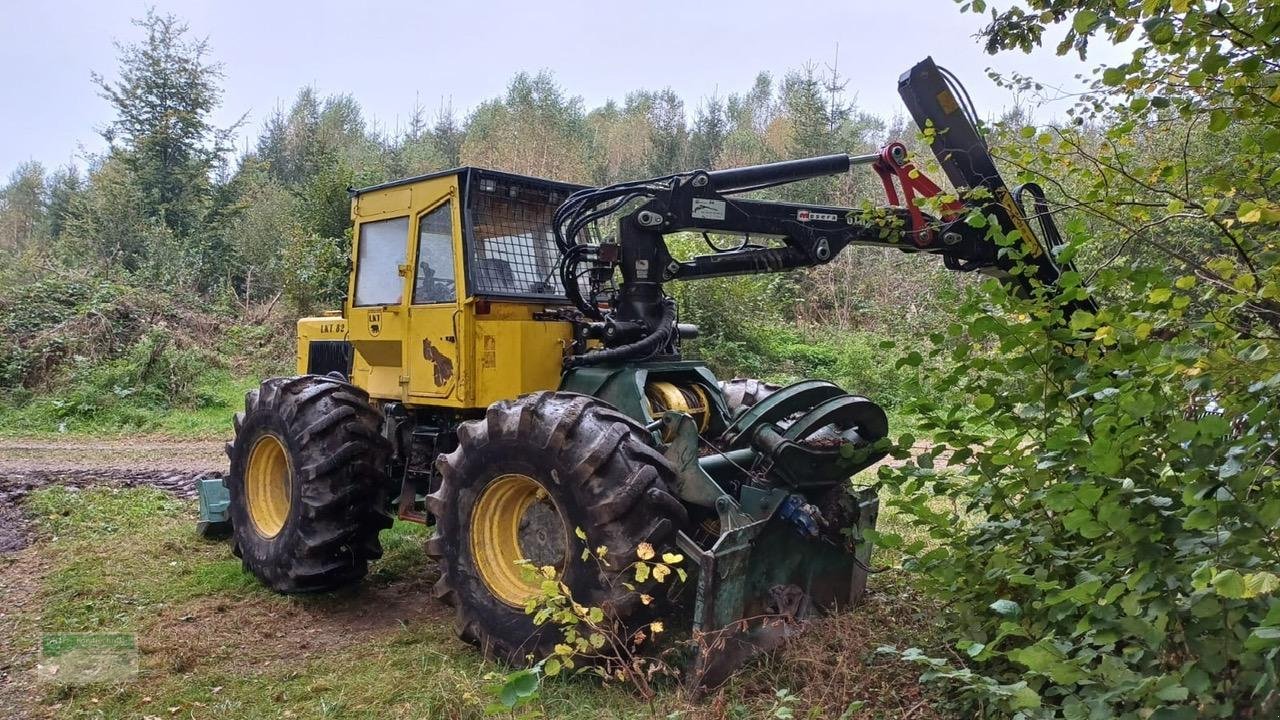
left=0, top=437, right=227, bottom=553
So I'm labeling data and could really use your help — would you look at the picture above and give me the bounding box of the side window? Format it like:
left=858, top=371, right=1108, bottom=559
left=413, top=201, right=457, bottom=304
left=354, top=217, right=409, bottom=306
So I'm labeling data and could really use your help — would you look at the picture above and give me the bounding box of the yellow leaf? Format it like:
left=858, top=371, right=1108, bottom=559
left=1239, top=207, right=1262, bottom=224
left=1136, top=323, right=1152, bottom=340
left=574, top=526, right=587, bottom=541
left=661, top=552, right=683, bottom=565
left=1175, top=275, right=1196, bottom=290
left=595, top=545, right=608, bottom=558
left=634, top=563, right=650, bottom=583
left=540, top=565, right=557, bottom=579
left=652, top=564, right=671, bottom=583
left=636, top=543, right=655, bottom=560
left=555, top=643, right=573, bottom=656
left=649, top=621, right=664, bottom=634
left=639, top=594, right=653, bottom=606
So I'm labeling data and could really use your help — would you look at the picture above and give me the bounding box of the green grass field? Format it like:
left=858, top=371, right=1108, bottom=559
left=0, top=371, right=257, bottom=439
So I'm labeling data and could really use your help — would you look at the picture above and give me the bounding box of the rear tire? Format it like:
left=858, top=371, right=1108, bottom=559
left=426, top=391, right=688, bottom=664
left=226, top=375, right=393, bottom=593
left=719, top=378, right=780, bottom=418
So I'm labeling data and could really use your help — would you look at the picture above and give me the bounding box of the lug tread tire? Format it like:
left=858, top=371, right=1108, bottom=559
left=226, top=375, right=393, bottom=594
left=426, top=391, right=687, bottom=664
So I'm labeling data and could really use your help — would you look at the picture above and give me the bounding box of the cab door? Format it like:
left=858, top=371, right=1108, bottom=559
left=404, top=193, right=462, bottom=400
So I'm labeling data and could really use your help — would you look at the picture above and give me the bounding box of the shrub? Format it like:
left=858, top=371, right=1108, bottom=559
left=877, top=222, right=1280, bottom=717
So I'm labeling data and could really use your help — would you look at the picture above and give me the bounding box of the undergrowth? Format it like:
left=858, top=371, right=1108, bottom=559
left=0, top=273, right=290, bottom=437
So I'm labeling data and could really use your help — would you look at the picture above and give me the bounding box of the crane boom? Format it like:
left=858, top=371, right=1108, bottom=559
left=553, top=58, right=1093, bottom=367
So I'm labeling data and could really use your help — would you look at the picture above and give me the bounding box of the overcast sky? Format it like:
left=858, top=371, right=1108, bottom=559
left=0, top=0, right=1127, bottom=178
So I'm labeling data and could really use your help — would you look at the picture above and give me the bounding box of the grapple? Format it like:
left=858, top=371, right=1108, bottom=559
left=562, top=364, right=886, bottom=690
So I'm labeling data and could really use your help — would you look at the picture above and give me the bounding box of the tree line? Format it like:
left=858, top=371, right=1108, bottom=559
left=0, top=10, right=913, bottom=327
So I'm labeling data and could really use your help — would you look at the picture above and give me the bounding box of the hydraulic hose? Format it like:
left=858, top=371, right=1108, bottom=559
left=565, top=300, right=678, bottom=369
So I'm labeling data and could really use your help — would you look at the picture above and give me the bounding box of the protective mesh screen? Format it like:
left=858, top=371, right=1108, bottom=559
left=467, top=171, right=575, bottom=299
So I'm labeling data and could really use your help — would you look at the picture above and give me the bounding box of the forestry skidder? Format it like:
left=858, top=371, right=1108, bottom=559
left=199, top=58, right=1086, bottom=685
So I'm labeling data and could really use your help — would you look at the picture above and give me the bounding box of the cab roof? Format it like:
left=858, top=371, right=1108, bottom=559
left=349, top=166, right=586, bottom=197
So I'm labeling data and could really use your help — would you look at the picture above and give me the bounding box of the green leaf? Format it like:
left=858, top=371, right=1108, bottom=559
left=1211, top=569, right=1247, bottom=599
left=1208, top=109, right=1230, bottom=132
left=1154, top=683, right=1189, bottom=702
left=1069, top=310, right=1096, bottom=330
left=974, top=394, right=995, bottom=412
left=498, top=670, right=539, bottom=707
left=864, top=528, right=903, bottom=548
left=1062, top=695, right=1088, bottom=720
left=1190, top=594, right=1221, bottom=618
left=1146, top=18, right=1175, bottom=44
left=543, top=658, right=561, bottom=677
left=1072, top=9, right=1099, bottom=33
left=1007, top=682, right=1041, bottom=710
left=990, top=599, right=1021, bottom=617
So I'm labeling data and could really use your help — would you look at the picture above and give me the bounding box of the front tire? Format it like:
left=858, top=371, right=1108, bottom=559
left=426, top=392, right=688, bottom=663
left=226, top=375, right=393, bottom=593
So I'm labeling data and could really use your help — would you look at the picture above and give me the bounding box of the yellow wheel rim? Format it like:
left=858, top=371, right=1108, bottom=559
left=470, top=473, right=566, bottom=607
left=246, top=434, right=292, bottom=538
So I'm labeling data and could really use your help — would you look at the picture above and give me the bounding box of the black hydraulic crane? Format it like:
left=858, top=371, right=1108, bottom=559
left=553, top=57, right=1094, bottom=368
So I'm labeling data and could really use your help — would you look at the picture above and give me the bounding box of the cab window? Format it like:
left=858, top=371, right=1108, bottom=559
left=413, top=202, right=457, bottom=304
left=354, top=216, right=408, bottom=306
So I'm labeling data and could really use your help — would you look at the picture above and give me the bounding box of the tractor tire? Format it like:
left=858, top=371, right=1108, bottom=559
left=426, top=391, right=688, bottom=664
left=719, top=377, right=780, bottom=418
left=226, top=375, right=393, bottom=593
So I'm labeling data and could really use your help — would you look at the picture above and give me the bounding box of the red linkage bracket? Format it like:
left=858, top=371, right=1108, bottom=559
left=872, top=142, right=965, bottom=247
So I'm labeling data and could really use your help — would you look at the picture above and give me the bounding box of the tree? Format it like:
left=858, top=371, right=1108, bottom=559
left=432, top=102, right=464, bottom=168
left=644, top=88, right=688, bottom=176
left=0, top=162, right=48, bottom=253
left=461, top=71, right=591, bottom=181
left=44, top=166, right=81, bottom=243
left=93, top=10, right=235, bottom=239
left=689, top=95, right=727, bottom=170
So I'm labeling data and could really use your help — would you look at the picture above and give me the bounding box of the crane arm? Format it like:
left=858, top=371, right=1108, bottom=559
left=555, top=58, right=1094, bottom=366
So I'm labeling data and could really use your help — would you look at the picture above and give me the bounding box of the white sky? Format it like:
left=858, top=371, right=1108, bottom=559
left=0, top=0, right=1128, bottom=177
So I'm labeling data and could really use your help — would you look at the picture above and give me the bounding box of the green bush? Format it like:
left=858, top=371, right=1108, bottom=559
left=877, top=224, right=1280, bottom=718
left=691, top=322, right=928, bottom=409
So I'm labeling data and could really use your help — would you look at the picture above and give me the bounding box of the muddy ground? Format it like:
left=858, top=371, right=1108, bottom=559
left=0, top=437, right=452, bottom=720
left=0, top=438, right=226, bottom=553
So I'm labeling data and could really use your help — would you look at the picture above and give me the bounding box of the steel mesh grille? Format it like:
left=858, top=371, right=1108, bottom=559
left=467, top=172, right=573, bottom=298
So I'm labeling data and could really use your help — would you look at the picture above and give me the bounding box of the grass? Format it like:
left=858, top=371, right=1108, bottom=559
left=0, top=370, right=257, bottom=439
left=8, top=485, right=951, bottom=720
